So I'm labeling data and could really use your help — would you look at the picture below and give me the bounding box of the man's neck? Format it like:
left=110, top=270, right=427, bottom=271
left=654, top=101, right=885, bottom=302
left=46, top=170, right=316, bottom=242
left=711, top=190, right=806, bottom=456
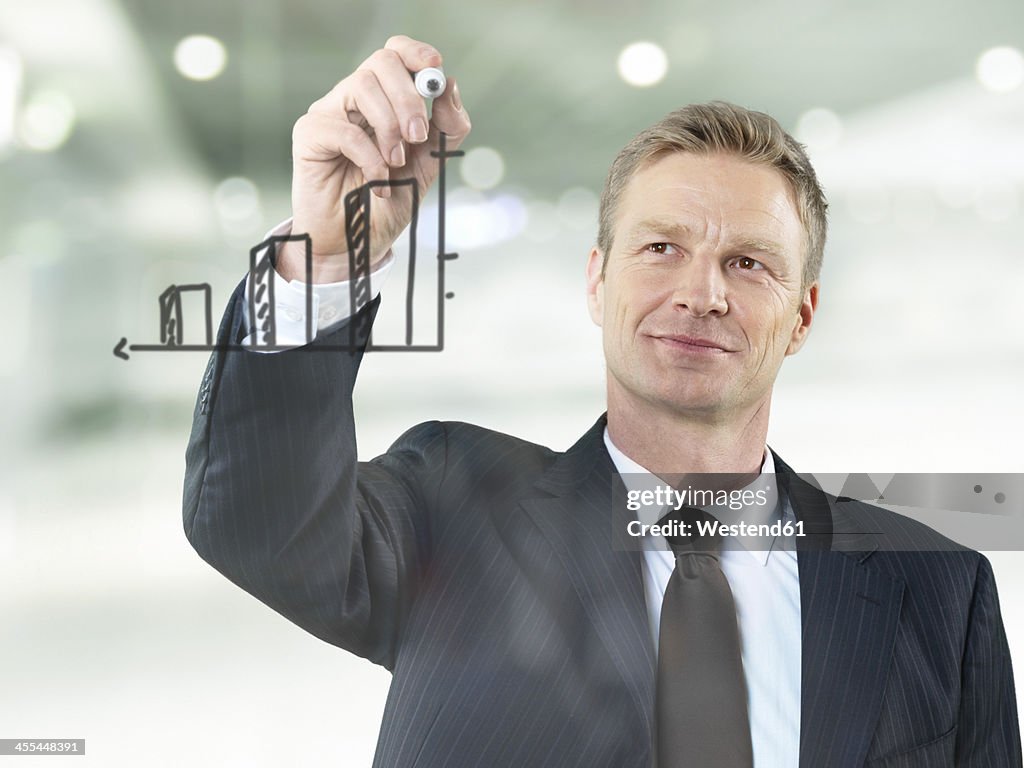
left=605, top=390, right=771, bottom=478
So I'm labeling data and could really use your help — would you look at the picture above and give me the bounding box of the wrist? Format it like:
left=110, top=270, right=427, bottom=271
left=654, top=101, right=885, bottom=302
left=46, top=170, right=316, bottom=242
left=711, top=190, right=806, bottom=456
left=275, top=239, right=392, bottom=285
left=275, top=237, right=349, bottom=284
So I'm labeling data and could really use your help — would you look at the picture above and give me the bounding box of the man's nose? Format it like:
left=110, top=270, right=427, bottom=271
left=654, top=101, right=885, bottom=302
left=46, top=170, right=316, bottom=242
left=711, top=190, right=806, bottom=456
left=669, top=257, right=728, bottom=317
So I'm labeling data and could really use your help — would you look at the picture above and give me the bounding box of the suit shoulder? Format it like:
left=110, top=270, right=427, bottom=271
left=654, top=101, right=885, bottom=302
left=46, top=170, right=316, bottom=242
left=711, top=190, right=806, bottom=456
left=842, top=497, right=976, bottom=554
left=386, top=420, right=556, bottom=470
left=443, top=421, right=557, bottom=468
left=833, top=497, right=987, bottom=595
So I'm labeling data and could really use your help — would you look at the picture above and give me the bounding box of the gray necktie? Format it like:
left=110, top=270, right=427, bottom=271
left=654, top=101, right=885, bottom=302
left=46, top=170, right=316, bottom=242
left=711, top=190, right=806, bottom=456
left=656, top=507, right=754, bottom=768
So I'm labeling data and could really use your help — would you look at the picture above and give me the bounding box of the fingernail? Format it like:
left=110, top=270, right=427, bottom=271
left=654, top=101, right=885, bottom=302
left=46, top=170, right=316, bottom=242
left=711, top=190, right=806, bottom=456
left=390, top=143, right=405, bottom=167
left=451, top=82, right=462, bottom=111
left=409, top=117, right=428, bottom=143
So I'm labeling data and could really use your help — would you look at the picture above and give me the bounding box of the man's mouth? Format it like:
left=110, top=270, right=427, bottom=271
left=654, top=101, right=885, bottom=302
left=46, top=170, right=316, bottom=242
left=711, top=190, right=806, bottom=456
left=650, top=334, right=732, bottom=353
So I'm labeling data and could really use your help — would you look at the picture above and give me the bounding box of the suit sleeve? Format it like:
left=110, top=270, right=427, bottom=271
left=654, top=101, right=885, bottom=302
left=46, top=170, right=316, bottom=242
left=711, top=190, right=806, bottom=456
left=955, top=553, right=1022, bottom=766
left=182, top=280, right=446, bottom=671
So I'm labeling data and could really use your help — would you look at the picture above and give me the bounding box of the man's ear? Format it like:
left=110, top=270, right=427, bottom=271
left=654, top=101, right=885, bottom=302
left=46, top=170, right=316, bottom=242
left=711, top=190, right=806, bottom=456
left=786, top=281, right=819, bottom=355
left=585, top=246, right=605, bottom=327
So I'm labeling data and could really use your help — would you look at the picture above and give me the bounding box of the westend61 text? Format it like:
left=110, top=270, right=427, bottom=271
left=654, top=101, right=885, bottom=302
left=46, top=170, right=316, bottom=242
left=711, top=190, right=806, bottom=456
left=627, top=518, right=806, bottom=538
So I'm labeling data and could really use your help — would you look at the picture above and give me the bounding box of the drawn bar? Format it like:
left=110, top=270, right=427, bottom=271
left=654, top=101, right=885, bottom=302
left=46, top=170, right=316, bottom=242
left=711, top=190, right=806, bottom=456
left=248, top=240, right=277, bottom=347
left=343, top=178, right=418, bottom=350
left=158, top=283, right=212, bottom=346
left=245, top=233, right=312, bottom=346
left=344, top=184, right=372, bottom=351
left=403, top=179, right=419, bottom=346
left=430, top=133, right=464, bottom=352
left=159, top=285, right=182, bottom=346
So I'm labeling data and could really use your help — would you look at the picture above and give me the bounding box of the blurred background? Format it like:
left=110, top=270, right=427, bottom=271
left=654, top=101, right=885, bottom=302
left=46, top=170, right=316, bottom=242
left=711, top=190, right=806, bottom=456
left=1, top=0, right=1022, bottom=764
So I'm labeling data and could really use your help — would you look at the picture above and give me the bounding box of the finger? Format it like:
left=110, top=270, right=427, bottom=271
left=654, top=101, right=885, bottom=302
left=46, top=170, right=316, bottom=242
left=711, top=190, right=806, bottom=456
left=359, top=48, right=431, bottom=146
left=426, top=76, right=471, bottom=150
left=405, top=76, right=470, bottom=187
left=292, top=112, right=392, bottom=197
left=312, top=69, right=405, bottom=169
left=382, top=34, right=443, bottom=72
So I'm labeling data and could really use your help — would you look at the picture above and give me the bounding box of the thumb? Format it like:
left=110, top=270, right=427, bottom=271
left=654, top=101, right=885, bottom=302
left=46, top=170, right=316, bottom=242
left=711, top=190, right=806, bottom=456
left=427, top=75, right=471, bottom=151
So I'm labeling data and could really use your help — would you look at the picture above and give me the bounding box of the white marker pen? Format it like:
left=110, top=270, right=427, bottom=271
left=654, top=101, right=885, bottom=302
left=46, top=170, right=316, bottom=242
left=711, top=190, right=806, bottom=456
left=414, top=67, right=446, bottom=99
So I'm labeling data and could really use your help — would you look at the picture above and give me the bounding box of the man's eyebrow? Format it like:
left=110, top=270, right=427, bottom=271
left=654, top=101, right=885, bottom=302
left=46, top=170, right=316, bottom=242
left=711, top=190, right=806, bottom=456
left=624, top=218, right=693, bottom=240
left=731, top=238, right=787, bottom=261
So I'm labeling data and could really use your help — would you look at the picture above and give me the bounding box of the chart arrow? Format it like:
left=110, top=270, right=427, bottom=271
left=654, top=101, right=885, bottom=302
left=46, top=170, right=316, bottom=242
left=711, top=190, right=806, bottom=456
left=113, top=337, right=130, bottom=360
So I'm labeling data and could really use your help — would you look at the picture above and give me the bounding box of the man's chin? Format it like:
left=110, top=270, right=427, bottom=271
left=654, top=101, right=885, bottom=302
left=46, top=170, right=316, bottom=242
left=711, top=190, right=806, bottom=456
left=647, top=388, right=732, bottom=417
left=608, top=370, right=736, bottom=417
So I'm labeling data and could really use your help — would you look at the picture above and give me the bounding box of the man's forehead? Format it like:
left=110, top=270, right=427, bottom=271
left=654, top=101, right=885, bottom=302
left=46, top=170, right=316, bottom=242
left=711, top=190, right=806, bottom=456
left=626, top=153, right=795, bottom=207
left=615, top=153, right=804, bottom=250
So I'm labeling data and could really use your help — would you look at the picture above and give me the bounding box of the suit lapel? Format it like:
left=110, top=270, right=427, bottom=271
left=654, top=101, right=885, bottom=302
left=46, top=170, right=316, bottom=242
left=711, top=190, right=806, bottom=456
left=775, top=457, right=906, bottom=768
left=519, top=416, right=656, bottom=752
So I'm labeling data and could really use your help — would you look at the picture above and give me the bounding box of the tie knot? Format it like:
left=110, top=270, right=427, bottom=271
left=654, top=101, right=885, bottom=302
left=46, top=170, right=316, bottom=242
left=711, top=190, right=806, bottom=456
left=657, top=506, right=723, bottom=557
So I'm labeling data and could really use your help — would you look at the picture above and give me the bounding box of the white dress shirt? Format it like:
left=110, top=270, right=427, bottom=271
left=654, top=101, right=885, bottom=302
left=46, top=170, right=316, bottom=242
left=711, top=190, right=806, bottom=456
left=604, top=432, right=801, bottom=768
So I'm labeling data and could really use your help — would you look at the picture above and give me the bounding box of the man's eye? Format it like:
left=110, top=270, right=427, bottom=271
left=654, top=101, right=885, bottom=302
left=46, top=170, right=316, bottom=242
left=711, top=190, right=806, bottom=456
left=734, top=256, right=763, bottom=270
left=647, top=243, right=674, bottom=255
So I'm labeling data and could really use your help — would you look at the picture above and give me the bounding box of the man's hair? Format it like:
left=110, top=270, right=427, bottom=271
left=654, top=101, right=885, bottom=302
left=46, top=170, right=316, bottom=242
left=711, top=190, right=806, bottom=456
left=596, top=101, right=828, bottom=290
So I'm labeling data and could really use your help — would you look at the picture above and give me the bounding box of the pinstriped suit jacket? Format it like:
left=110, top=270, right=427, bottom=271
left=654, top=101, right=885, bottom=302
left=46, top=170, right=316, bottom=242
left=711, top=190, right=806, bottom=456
left=184, top=286, right=1021, bottom=767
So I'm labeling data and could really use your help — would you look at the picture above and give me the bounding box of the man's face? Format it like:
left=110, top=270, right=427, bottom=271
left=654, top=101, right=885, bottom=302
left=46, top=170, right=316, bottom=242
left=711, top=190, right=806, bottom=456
left=586, top=151, right=818, bottom=420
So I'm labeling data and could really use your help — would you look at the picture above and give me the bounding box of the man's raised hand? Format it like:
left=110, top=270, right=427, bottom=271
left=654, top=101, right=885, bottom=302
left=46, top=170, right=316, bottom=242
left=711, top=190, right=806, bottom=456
left=281, top=35, right=471, bottom=283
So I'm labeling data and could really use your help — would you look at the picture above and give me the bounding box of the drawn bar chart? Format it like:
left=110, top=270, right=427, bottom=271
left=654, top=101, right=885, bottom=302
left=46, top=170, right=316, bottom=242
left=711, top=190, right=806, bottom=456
left=113, top=133, right=464, bottom=360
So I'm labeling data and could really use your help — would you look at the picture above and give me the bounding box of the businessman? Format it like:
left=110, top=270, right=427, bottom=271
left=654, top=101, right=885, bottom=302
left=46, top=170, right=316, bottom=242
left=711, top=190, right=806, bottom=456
left=184, top=35, right=1021, bottom=767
